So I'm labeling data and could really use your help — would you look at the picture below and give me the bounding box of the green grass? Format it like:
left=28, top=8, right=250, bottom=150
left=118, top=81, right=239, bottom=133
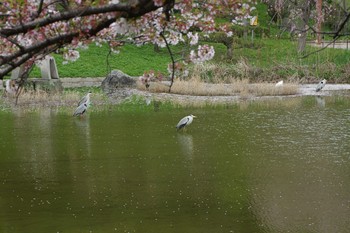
left=29, top=41, right=229, bottom=79
left=28, top=37, right=350, bottom=83
left=30, top=44, right=173, bottom=78
left=231, top=38, right=350, bottom=67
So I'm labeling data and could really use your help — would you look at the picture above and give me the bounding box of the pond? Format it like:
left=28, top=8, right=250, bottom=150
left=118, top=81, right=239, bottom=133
left=0, top=96, right=350, bottom=233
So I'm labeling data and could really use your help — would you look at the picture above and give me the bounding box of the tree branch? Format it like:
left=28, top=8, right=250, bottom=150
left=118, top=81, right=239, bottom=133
left=300, top=37, right=340, bottom=59
left=333, top=11, right=350, bottom=39
left=160, top=31, right=175, bottom=93
left=36, top=0, right=44, bottom=17
left=0, top=0, right=176, bottom=79
left=0, top=16, right=117, bottom=79
left=0, top=1, right=163, bottom=37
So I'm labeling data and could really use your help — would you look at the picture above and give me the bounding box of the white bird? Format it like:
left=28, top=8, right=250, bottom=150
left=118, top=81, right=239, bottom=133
left=145, top=97, right=152, bottom=106
left=176, top=114, right=196, bottom=131
left=275, top=80, right=283, bottom=87
left=73, top=91, right=92, bottom=117
left=316, top=79, right=327, bottom=92
left=5, top=79, right=18, bottom=96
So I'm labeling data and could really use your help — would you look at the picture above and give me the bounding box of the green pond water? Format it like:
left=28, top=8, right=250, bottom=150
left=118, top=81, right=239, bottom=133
left=0, top=96, right=350, bottom=233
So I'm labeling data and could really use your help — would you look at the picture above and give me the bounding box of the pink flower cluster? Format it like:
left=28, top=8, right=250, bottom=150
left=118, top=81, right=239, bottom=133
left=139, top=70, right=164, bottom=88
left=0, top=0, right=256, bottom=78
left=167, top=62, right=189, bottom=80
left=63, top=50, right=80, bottom=64
left=189, top=45, right=215, bottom=64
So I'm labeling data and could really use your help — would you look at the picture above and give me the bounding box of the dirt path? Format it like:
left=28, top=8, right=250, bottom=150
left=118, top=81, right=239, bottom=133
left=42, top=77, right=350, bottom=103
left=309, top=41, right=350, bottom=50
left=2, top=78, right=350, bottom=107
left=60, top=77, right=105, bottom=88
left=116, top=83, right=350, bottom=106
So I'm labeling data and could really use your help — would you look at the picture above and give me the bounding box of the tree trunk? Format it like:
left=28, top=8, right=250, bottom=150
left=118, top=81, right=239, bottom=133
left=297, top=30, right=307, bottom=53
left=154, top=43, right=160, bottom=52
left=316, top=0, right=322, bottom=44
left=226, top=43, right=233, bottom=59
left=297, top=2, right=311, bottom=54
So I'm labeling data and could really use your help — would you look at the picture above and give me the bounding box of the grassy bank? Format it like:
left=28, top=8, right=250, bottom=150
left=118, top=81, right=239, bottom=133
left=26, top=38, right=350, bottom=84
left=30, top=44, right=171, bottom=78
left=0, top=81, right=300, bottom=111
left=229, top=38, right=350, bottom=82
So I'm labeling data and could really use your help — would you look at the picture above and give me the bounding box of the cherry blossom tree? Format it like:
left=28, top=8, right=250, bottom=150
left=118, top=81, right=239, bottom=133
left=262, top=0, right=350, bottom=54
left=0, top=0, right=256, bottom=91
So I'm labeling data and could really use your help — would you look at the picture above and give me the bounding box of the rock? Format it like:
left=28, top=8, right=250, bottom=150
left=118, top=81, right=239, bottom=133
left=28, top=78, right=63, bottom=93
left=61, top=77, right=105, bottom=88
left=101, top=70, right=137, bottom=94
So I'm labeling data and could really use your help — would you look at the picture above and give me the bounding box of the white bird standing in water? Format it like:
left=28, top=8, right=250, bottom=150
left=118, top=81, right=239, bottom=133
left=316, top=79, right=327, bottom=92
left=73, top=91, right=92, bottom=117
left=176, top=114, right=196, bottom=131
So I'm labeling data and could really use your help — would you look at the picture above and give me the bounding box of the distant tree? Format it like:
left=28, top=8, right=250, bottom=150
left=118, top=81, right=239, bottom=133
left=296, top=0, right=314, bottom=53
left=262, top=0, right=350, bottom=54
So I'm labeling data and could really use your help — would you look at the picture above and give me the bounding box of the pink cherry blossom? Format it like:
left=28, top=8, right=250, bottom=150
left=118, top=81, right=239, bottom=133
left=0, top=0, right=255, bottom=87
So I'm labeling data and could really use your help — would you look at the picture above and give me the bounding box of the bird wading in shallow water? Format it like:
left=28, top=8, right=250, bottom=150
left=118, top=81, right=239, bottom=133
left=73, top=91, right=92, bottom=117
left=316, top=79, right=327, bottom=92
left=73, top=102, right=89, bottom=117
left=176, top=114, right=196, bottom=131
left=77, top=91, right=92, bottom=107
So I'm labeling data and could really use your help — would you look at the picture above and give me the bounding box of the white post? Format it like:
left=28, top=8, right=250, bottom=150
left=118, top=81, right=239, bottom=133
left=39, top=55, right=59, bottom=79
left=10, top=65, right=25, bottom=80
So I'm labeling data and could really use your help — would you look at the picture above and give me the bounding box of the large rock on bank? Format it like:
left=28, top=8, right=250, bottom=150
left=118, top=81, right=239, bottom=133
left=101, top=70, right=137, bottom=93
left=101, top=70, right=141, bottom=104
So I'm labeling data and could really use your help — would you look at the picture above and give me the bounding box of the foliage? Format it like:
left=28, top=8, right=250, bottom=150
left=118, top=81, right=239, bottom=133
left=261, top=0, right=350, bottom=38
left=4, top=0, right=350, bottom=86
left=27, top=36, right=350, bottom=83
left=0, top=0, right=257, bottom=83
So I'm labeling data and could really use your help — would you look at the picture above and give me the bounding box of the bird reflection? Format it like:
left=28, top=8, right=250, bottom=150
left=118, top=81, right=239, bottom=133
left=30, top=110, right=55, bottom=180
left=74, top=116, right=91, bottom=157
left=145, top=98, right=151, bottom=106
left=177, top=133, right=194, bottom=159
left=315, top=96, right=325, bottom=108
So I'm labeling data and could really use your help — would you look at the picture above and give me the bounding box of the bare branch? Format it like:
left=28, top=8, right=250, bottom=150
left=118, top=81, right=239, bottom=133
left=159, top=31, right=175, bottom=93
left=300, top=37, right=339, bottom=58
left=37, top=0, right=44, bottom=17
left=333, top=12, right=350, bottom=39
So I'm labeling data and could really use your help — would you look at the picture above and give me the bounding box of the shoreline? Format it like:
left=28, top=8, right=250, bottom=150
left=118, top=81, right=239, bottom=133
left=128, top=84, right=350, bottom=105
left=1, top=82, right=350, bottom=108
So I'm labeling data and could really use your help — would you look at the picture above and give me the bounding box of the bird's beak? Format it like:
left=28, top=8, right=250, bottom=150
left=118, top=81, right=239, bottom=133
left=193, top=115, right=197, bottom=118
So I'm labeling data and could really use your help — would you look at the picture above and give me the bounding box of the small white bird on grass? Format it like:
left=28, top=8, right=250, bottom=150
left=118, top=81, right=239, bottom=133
left=275, top=80, right=283, bottom=87
left=4, top=79, right=18, bottom=97
left=176, top=114, right=196, bottom=131
left=73, top=91, right=92, bottom=117
left=316, top=79, right=327, bottom=92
